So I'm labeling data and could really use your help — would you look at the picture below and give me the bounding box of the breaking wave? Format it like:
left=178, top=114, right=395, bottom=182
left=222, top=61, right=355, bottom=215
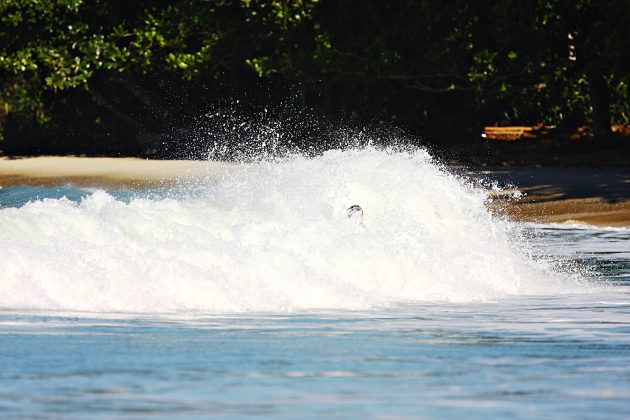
left=0, top=148, right=586, bottom=313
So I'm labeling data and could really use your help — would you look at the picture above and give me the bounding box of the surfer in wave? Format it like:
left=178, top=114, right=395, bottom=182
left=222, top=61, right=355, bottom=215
left=347, top=205, right=363, bottom=224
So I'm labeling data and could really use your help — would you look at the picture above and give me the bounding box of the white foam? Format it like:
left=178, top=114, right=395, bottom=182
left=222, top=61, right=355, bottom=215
left=0, top=148, right=586, bottom=313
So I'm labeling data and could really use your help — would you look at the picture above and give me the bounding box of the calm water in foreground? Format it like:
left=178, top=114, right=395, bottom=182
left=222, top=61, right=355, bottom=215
left=1, top=157, right=629, bottom=418
left=1, top=288, right=630, bottom=419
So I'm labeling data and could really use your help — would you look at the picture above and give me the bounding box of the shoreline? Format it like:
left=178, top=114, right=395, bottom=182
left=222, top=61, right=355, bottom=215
left=473, top=166, right=630, bottom=227
left=0, top=156, right=239, bottom=189
left=489, top=198, right=630, bottom=228
left=2, top=156, right=629, bottom=228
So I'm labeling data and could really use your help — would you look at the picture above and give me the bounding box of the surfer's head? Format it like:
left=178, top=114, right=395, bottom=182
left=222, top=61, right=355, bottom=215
left=347, top=205, right=363, bottom=223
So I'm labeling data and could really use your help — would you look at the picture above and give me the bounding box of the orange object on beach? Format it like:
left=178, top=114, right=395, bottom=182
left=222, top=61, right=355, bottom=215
left=481, top=126, right=536, bottom=141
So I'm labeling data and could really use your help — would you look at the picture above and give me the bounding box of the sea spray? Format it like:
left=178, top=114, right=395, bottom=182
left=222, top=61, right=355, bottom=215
left=0, top=148, right=585, bottom=313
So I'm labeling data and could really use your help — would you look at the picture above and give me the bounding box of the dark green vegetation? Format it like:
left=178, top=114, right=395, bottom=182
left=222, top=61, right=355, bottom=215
left=1, top=0, right=628, bottom=156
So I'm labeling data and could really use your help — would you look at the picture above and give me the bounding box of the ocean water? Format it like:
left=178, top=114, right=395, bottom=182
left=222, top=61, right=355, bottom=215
left=1, top=149, right=628, bottom=418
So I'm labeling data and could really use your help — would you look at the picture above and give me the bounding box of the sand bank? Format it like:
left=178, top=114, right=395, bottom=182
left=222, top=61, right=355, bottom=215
left=496, top=197, right=630, bottom=227
left=0, top=156, right=238, bottom=189
left=475, top=167, right=630, bottom=227
left=2, top=157, right=629, bottom=227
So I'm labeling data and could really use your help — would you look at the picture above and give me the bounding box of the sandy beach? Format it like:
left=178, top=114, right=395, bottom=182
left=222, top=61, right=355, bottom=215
left=1, top=156, right=629, bottom=227
left=476, top=167, right=630, bottom=227
left=0, top=156, right=239, bottom=189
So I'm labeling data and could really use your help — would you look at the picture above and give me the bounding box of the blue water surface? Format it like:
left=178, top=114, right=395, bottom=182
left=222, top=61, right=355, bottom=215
left=0, top=185, right=629, bottom=419
left=0, top=185, right=171, bottom=209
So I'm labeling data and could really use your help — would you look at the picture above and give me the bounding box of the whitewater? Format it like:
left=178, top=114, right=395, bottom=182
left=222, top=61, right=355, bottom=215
left=0, top=148, right=588, bottom=313
left=2, top=146, right=630, bottom=418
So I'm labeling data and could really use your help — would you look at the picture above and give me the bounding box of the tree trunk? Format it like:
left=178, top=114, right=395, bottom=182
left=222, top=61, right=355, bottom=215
left=587, top=65, right=612, bottom=141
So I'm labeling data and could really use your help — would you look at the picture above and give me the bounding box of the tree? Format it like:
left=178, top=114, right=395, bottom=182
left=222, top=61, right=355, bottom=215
left=1, top=0, right=628, bottom=152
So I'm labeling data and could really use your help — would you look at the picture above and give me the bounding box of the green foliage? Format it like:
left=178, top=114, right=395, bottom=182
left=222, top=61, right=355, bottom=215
left=0, top=0, right=628, bottom=146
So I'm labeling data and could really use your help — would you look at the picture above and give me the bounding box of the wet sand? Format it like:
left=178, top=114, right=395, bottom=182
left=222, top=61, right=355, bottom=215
left=2, top=157, right=629, bottom=227
left=476, top=167, right=630, bottom=227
